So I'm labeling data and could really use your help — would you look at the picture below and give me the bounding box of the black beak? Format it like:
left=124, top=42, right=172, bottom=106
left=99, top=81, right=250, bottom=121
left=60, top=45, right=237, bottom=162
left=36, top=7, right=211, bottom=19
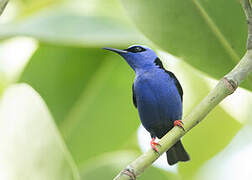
left=103, top=47, right=128, bottom=54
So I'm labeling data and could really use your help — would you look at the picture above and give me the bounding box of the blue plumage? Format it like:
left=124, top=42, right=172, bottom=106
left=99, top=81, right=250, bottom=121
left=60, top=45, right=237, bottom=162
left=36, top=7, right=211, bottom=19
left=134, top=69, right=182, bottom=137
left=104, top=45, right=190, bottom=165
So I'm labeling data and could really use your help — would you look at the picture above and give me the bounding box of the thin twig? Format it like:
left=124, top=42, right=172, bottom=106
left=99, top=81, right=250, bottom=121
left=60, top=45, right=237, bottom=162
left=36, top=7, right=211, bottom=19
left=114, top=0, right=252, bottom=179
left=241, top=0, right=252, bottom=49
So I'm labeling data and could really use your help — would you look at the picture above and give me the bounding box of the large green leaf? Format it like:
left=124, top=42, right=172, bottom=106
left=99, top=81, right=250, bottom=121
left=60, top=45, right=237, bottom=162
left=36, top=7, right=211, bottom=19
left=196, top=126, right=252, bottom=180
left=180, top=106, right=241, bottom=179
left=121, top=0, right=252, bottom=91
left=0, top=84, right=79, bottom=180
left=79, top=151, right=178, bottom=180
left=0, top=0, right=8, bottom=16
left=0, top=8, right=144, bottom=47
left=19, top=44, right=103, bottom=125
left=16, top=0, right=63, bottom=18
left=19, top=44, right=141, bottom=165
left=63, top=55, right=140, bottom=164
left=0, top=73, right=6, bottom=96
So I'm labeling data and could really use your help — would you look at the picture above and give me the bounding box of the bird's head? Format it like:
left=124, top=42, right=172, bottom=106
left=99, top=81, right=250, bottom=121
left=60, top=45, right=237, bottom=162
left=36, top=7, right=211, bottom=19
left=103, top=45, right=158, bottom=71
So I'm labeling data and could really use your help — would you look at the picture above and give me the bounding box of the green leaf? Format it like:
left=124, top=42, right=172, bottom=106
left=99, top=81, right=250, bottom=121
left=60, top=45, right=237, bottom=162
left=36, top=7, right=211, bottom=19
left=0, top=84, right=80, bottom=180
left=0, top=0, right=8, bottom=16
left=79, top=151, right=177, bottom=180
left=121, top=0, right=252, bottom=91
left=62, top=56, right=140, bottom=164
left=19, top=44, right=140, bottom=165
left=0, top=72, right=7, bottom=96
left=196, top=125, right=252, bottom=180
left=19, top=44, right=104, bottom=125
left=79, top=151, right=138, bottom=180
left=180, top=106, right=241, bottom=179
left=0, top=8, right=144, bottom=47
left=17, top=0, right=63, bottom=18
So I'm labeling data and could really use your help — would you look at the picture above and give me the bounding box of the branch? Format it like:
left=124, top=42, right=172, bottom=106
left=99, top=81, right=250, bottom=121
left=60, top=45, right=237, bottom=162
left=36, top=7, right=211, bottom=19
left=114, top=0, right=252, bottom=179
left=0, top=0, right=8, bottom=16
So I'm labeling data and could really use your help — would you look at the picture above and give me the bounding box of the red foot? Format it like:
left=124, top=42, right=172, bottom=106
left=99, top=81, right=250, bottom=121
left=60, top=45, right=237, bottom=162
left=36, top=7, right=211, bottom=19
left=150, top=137, right=161, bottom=154
left=174, top=120, right=185, bottom=131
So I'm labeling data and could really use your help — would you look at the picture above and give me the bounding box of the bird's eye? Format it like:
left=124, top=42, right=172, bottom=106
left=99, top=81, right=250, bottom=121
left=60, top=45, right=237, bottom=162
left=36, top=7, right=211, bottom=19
left=126, top=46, right=146, bottom=53
left=134, top=47, right=142, bottom=52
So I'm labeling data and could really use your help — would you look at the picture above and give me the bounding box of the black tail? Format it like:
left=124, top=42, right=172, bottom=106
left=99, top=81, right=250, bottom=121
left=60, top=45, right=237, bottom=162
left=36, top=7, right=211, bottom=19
left=166, top=140, right=190, bottom=165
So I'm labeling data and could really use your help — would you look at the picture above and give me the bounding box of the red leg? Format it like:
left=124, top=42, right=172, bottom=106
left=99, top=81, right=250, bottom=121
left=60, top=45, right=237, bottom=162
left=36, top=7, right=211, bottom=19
left=174, top=120, right=185, bottom=131
left=150, top=137, right=161, bottom=154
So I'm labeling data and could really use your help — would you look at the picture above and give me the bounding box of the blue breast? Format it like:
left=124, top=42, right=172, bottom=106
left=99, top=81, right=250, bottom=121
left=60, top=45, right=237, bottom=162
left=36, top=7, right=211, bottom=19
left=134, top=69, right=182, bottom=138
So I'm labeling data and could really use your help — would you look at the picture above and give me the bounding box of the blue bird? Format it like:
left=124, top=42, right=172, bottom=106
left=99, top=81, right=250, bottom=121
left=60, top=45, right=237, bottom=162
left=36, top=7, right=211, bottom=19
left=104, top=45, right=190, bottom=165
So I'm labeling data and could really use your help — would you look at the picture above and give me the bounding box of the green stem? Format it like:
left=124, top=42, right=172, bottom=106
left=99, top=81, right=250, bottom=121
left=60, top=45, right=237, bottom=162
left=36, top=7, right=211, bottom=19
left=114, top=0, right=252, bottom=179
left=0, top=0, right=8, bottom=16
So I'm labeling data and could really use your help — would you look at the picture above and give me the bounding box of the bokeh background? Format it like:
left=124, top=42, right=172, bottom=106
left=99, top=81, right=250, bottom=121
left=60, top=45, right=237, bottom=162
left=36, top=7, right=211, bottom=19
left=0, top=0, right=252, bottom=179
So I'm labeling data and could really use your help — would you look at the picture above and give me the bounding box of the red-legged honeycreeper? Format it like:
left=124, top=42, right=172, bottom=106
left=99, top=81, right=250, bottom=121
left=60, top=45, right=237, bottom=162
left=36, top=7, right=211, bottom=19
left=103, top=45, right=190, bottom=165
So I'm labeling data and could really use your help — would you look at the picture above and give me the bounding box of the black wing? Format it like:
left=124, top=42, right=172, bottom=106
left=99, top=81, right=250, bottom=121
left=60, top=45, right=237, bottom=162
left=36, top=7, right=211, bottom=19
left=132, top=84, right=137, bottom=108
left=154, top=57, right=183, bottom=101
left=166, top=71, right=183, bottom=101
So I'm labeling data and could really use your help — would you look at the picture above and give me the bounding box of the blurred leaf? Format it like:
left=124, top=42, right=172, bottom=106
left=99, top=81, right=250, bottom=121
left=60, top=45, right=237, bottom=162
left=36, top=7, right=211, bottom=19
left=61, top=52, right=141, bottom=164
left=196, top=125, right=252, bottom=180
left=180, top=106, right=241, bottom=179
left=17, top=0, right=62, bottom=17
left=0, top=72, right=7, bottom=96
left=79, top=151, right=177, bottom=180
left=121, top=0, right=252, bottom=91
left=80, top=151, right=137, bottom=180
left=19, top=44, right=104, bottom=125
left=19, top=44, right=140, bottom=165
left=0, top=0, right=8, bottom=16
left=0, top=8, right=145, bottom=47
left=0, top=84, right=79, bottom=180
left=66, top=0, right=126, bottom=18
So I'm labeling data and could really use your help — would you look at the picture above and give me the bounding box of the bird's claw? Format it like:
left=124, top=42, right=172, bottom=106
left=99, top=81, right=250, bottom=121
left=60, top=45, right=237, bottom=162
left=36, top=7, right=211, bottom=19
left=174, top=120, right=185, bottom=131
left=150, top=137, right=161, bottom=155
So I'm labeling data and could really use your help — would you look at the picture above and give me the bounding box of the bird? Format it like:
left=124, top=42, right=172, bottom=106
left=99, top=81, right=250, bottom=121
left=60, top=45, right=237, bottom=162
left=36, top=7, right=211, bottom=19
left=103, top=45, right=190, bottom=165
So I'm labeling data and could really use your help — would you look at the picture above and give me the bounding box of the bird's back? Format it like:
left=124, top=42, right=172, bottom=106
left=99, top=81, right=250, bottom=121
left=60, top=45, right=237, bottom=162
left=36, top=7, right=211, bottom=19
left=134, top=69, right=182, bottom=138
